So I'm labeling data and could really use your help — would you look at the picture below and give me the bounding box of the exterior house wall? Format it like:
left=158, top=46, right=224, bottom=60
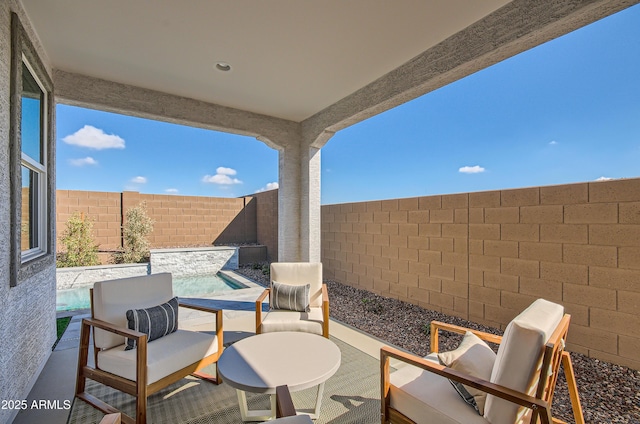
left=321, top=178, right=640, bottom=370
left=0, top=3, right=57, bottom=423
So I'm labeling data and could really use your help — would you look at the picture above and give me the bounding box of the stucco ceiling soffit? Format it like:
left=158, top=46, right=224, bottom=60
left=300, top=0, right=638, bottom=141
left=53, top=69, right=299, bottom=146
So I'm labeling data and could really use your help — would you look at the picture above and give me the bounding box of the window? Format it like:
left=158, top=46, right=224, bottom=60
left=20, top=60, right=48, bottom=260
left=9, top=13, right=54, bottom=286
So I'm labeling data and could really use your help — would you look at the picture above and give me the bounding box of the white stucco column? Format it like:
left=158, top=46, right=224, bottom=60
left=278, top=141, right=301, bottom=262
left=276, top=130, right=331, bottom=263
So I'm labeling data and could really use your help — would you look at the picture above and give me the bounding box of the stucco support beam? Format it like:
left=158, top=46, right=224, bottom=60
left=53, top=69, right=298, bottom=150
left=277, top=129, right=330, bottom=263
left=301, top=0, right=639, bottom=142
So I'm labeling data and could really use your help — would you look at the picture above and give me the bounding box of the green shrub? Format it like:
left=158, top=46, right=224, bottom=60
left=57, top=212, right=100, bottom=268
left=116, top=202, right=154, bottom=263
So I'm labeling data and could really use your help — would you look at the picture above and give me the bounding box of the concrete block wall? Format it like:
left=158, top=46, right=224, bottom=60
left=122, top=192, right=254, bottom=248
left=253, top=189, right=279, bottom=262
left=321, top=178, right=640, bottom=370
left=56, top=190, right=258, bottom=253
left=56, top=190, right=122, bottom=250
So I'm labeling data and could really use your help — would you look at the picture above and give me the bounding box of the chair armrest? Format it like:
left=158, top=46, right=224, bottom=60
left=82, top=317, right=146, bottom=340
left=178, top=299, right=224, bottom=353
left=178, top=299, right=222, bottom=314
left=80, top=317, right=149, bottom=386
left=321, top=284, right=330, bottom=338
left=429, top=320, right=502, bottom=353
left=275, top=385, right=297, bottom=418
left=255, top=288, right=270, bottom=334
left=380, top=346, right=554, bottom=424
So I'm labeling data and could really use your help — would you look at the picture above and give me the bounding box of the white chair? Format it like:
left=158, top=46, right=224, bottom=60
left=381, top=298, right=584, bottom=424
left=255, top=262, right=329, bottom=338
left=75, top=273, right=223, bottom=424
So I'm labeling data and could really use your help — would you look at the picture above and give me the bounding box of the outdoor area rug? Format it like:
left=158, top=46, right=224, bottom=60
left=67, top=336, right=384, bottom=424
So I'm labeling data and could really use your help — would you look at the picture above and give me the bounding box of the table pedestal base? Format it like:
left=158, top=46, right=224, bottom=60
left=236, top=382, right=325, bottom=422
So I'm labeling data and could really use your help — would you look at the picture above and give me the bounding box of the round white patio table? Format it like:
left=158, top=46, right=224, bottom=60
left=218, top=331, right=341, bottom=422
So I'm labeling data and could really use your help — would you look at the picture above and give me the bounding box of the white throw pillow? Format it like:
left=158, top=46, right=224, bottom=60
left=438, top=331, right=497, bottom=414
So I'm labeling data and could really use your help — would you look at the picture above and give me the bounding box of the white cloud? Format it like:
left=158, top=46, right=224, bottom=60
left=216, top=167, right=237, bottom=176
left=595, top=176, right=613, bottom=181
left=549, top=141, right=558, bottom=145
left=130, top=176, right=147, bottom=184
left=69, top=156, right=98, bottom=166
left=202, top=167, right=242, bottom=185
left=62, top=125, right=125, bottom=150
left=165, top=188, right=179, bottom=194
left=459, top=165, right=486, bottom=174
left=255, top=182, right=279, bottom=193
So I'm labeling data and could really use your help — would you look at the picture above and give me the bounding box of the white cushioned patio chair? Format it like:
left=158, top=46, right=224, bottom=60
left=381, top=298, right=584, bottom=424
left=75, top=273, right=223, bottom=424
left=255, top=262, right=329, bottom=338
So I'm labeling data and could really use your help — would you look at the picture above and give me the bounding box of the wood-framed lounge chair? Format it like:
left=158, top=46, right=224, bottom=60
left=381, top=298, right=585, bottom=424
left=75, top=273, right=223, bottom=424
left=256, top=262, right=330, bottom=338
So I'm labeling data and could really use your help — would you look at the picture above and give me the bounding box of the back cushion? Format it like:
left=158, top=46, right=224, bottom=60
left=483, top=299, right=564, bottom=424
left=270, top=263, right=323, bottom=308
left=93, top=273, right=174, bottom=350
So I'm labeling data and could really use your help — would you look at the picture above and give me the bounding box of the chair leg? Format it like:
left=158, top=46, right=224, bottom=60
left=192, top=370, right=220, bottom=385
left=75, top=319, right=91, bottom=396
left=561, top=352, right=585, bottom=424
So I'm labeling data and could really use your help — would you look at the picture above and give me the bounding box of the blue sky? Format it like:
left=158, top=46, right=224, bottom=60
left=56, top=4, right=640, bottom=205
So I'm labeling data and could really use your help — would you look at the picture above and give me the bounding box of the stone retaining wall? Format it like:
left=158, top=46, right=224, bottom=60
left=56, top=263, right=149, bottom=290
left=149, top=247, right=238, bottom=277
left=56, top=247, right=238, bottom=289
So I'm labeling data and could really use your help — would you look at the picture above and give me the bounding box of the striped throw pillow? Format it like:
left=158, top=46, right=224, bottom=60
left=125, top=296, right=179, bottom=350
left=270, top=281, right=310, bottom=312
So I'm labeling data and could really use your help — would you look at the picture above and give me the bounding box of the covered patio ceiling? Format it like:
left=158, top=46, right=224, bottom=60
left=20, top=0, right=636, bottom=144
left=18, top=0, right=639, bottom=262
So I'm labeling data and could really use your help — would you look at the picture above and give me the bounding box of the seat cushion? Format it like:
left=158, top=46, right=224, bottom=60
left=484, top=299, right=564, bottom=424
left=260, top=307, right=324, bottom=335
left=389, top=353, right=489, bottom=424
left=98, top=329, right=219, bottom=384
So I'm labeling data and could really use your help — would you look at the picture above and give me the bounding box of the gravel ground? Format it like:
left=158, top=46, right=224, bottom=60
left=237, top=265, right=640, bottom=424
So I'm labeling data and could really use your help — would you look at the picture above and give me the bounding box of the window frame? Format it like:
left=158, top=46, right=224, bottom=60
left=9, top=13, right=55, bottom=287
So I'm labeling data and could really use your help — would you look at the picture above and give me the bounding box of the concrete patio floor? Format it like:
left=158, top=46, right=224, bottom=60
left=12, top=285, right=400, bottom=424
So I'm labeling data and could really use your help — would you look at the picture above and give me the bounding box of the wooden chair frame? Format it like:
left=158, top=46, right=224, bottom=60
left=255, top=283, right=330, bottom=338
left=75, top=295, right=223, bottom=424
left=381, top=316, right=584, bottom=424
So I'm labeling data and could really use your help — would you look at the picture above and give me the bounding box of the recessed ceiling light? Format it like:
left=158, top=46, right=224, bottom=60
left=215, top=62, right=232, bottom=72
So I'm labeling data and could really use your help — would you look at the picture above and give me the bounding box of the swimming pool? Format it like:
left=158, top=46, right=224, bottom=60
left=56, top=272, right=244, bottom=311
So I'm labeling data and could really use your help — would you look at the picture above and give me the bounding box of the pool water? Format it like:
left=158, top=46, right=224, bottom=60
left=56, top=273, right=243, bottom=311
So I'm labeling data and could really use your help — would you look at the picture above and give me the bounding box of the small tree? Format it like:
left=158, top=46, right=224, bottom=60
left=119, top=202, right=154, bottom=263
left=57, top=212, right=100, bottom=267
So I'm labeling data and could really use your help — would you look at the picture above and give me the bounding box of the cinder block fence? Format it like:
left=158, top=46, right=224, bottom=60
left=56, top=179, right=640, bottom=370
left=321, top=178, right=640, bottom=370
left=56, top=189, right=279, bottom=262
